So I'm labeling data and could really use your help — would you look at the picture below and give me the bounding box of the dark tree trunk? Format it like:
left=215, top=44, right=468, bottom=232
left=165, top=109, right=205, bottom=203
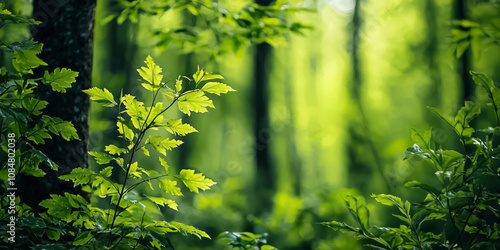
left=19, top=0, right=95, bottom=210
left=455, top=0, right=473, bottom=101
left=252, top=0, right=275, bottom=218
left=424, top=0, right=441, bottom=108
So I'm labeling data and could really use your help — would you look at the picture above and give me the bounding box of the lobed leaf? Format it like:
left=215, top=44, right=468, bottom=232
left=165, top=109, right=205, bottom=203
left=164, top=119, right=197, bottom=136
left=176, top=169, right=217, bottom=193
left=42, top=68, right=78, bottom=93
left=177, top=90, right=214, bottom=116
left=83, top=87, right=117, bottom=107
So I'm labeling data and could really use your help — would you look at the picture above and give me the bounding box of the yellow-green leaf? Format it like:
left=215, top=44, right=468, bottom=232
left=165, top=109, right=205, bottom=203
left=201, top=82, right=235, bottom=96
left=177, top=90, right=214, bottom=116
left=175, top=169, right=216, bottom=193
left=164, top=119, right=197, bottom=136
left=83, top=87, right=117, bottom=107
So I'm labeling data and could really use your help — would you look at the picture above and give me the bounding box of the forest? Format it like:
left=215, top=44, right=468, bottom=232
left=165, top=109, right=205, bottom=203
left=1, top=0, right=500, bottom=249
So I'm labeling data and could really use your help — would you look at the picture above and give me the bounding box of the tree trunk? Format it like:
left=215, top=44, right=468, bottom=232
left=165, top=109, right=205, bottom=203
left=20, top=0, right=95, bottom=210
left=347, top=0, right=391, bottom=194
left=251, top=0, right=275, bottom=220
left=455, top=0, right=473, bottom=101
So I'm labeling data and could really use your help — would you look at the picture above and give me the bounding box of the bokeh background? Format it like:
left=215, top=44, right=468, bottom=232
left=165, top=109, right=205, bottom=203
left=4, top=0, right=500, bottom=249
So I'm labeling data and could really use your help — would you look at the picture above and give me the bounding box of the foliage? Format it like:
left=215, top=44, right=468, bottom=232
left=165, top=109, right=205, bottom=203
left=0, top=4, right=78, bottom=180
left=107, top=0, right=313, bottom=57
left=0, top=4, right=236, bottom=248
left=322, top=72, right=500, bottom=249
left=218, top=231, right=278, bottom=250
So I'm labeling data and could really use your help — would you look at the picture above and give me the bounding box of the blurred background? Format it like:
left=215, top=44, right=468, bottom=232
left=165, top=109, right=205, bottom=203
left=4, top=0, right=500, bottom=249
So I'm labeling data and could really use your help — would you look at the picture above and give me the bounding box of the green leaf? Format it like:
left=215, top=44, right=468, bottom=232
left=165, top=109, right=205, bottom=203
left=22, top=98, right=48, bottom=116
left=105, top=144, right=128, bottom=155
left=45, top=117, right=79, bottom=141
left=145, top=196, right=178, bottom=211
left=177, top=90, right=214, bottom=116
left=146, top=135, right=183, bottom=156
left=404, top=180, right=441, bottom=196
left=83, top=87, right=117, bottom=107
left=164, top=119, right=197, bottom=136
left=138, top=55, right=163, bottom=87
left=117, top=121, right=134, bottom=141
left=471, top=71, right=500, bottom=120
left=404, top=144, right=431, bottom=160
left=193, top=67, right=204, bottom=83
left=372, top=194, right=403, bottom=208
left=159, top=157, right=169, bottom=174
left=158, top=179, right=183, bottom=196
left=39, top=194, right=72, bottom=220
left=60, top=168, right=96, bottom=187
left=321, top=221, right=359, bottom=233
left=42, top=68, right=78, bottom=93
left=175, top=169, right=217, bottom=193
left=73, top=231, right=93, bottom=246
left=201, top=82, right=236, bottom=96
left=261, top=245, right=278, bottom=250
left=176, top=78, right=183, bottom=92
left=88, top=151, right=113, bottom=164
left=167, top=221, right=211, bottom=239
left=11, top=42, right=47, bottom=74
left=100, top=166, right=113, bottom=178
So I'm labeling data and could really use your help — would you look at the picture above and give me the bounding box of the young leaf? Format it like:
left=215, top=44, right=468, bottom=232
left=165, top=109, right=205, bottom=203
left=167, top=221, right=211, bottom=239
left=88, top=151, right=113, bottom=165
left=138, top=55, right=163, bottom=87
left=175, top=169, right=217, bottom=193
left=193, top=67, right=204, bottom=83
left=117, top=121, right=134, bottom=141
left=105, top=144, right=128, bottom=155
left=60, top=168, right=97, bottom=186
left=83, top=87, right=117, bottom=107
left=177, top=90, right=214, bottom=116
left=201, top=82, right=235, bottom=96
left=158, top=179, right=183, bottom=196
left=42, top=68, right=78, bottom=93
left=146, top=135, right=183, bottom=156
left=164, top=119, right=198, bottom=136
left=145, top=195, right=178, bottom=211
left=159, top=157, right=169, bottom=174
left=100, top=166, right=113, bottom=178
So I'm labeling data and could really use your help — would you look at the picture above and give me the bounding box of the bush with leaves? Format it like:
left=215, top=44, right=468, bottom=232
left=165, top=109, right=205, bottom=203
left=56, top=55, right=234, bottom=249
left=322, top=71, right=500, bottom=249
left=218, top=231, right=278, bottom=250
left=0, top=4, right=80, bottom=247
left=1, top=4, right=236, bottom=248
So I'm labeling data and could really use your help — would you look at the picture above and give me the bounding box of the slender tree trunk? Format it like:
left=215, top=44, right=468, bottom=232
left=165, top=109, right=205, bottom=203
left=455, top=0, right=473, bottom=101
left=19, top=0, right=95, bottom=210
left=253, top=0, right=275, bottom=218
left=424, top=0, right=441, bottom=108
left=347, top=0, right=391, bottom=194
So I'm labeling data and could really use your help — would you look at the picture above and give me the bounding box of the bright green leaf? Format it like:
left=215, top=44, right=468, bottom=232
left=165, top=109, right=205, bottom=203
left=83, top=87, right=117, bottom=107
left=175, top=169, right=217, bottom=193
left=201, top=82, right=235, bottom=96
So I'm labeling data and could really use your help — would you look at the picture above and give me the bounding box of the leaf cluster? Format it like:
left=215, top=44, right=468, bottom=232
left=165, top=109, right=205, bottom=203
left=218, top=231, right=278, bottom=250
left=52, top=55, right=234, bottom=249
left=108, top=0, right=313, bottom=57
left=323, top=72, right=500, bottom=250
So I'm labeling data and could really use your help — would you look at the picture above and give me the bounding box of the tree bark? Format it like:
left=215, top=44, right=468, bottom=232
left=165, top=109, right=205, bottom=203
left=19, top=0, right=95, bottom=210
